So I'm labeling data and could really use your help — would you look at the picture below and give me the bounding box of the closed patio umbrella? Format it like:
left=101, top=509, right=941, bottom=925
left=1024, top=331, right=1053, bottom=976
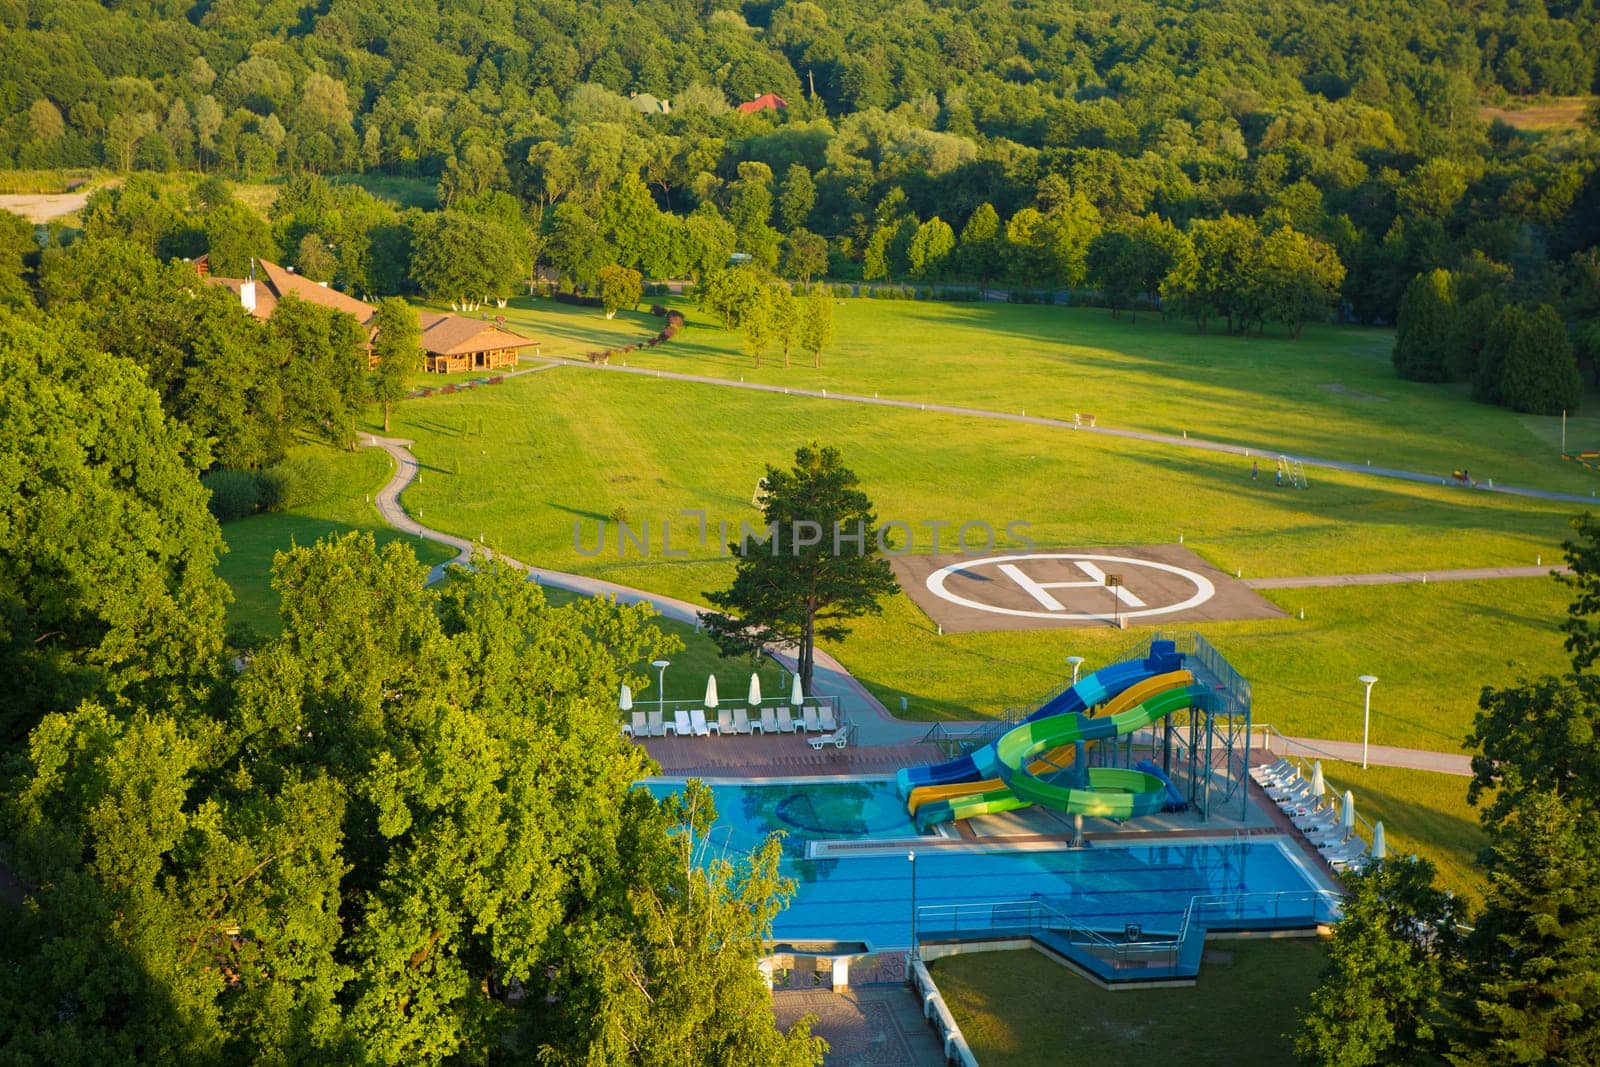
left=1371, top=821, right=1387, bottom=861
left=1309, top=760, right=1324, bottom=806
left=704, top=674, right=719, bottom=708
left=619, top=683, right=633, bottom=711
left=1341, top=790, right=1357, bottom=832
left=791, top=673, right=805, bottom=706
left=747, top=673, right=762, bottom=706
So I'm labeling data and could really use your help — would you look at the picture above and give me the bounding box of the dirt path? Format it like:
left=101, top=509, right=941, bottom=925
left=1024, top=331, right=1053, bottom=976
left=0, top=182, right=108, bottom=223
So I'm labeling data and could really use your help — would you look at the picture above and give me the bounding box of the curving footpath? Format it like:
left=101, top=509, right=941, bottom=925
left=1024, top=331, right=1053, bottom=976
left=360, top=433, right=928, bottom=744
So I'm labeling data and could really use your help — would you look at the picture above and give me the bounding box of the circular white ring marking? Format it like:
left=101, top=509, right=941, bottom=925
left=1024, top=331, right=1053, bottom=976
left=925, top=553, right=1216, bottom=620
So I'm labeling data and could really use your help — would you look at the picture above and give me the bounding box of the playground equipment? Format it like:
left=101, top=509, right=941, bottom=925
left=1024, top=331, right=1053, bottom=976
left=897, top=634, right=1254, bottom=825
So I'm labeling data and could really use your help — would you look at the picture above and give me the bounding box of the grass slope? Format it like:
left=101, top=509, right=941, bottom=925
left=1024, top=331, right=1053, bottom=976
left=930, top=940, right=1327, bottom=1066
left=216, top=446, right=456, bottom=635
left=1316, top=760, right=1489, bottom=908
left=482, top=295, right=1600, bottom=496
left=374, top=364, right=1574, bottom=746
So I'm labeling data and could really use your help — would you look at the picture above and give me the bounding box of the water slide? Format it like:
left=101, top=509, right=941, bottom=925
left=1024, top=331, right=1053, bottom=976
left=908, top=671, right=1196, bottom=825
left=909, top=671, right=1196, bottom=830
left=894, top=641, right=1185, bottom=799
left=992, top=682, right=1205, bottom=818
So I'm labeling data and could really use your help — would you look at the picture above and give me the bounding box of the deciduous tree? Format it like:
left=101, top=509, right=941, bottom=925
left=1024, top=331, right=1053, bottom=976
left=597, top=263, right=643, bottom=319
left=370, top=297, right=421, bottom=432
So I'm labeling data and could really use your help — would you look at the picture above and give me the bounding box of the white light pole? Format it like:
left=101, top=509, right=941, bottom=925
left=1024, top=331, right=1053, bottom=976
left=1359, top=675, right=1378, bottom=769
left=1067, top=656, right=1085, bottom=685
left=653, top=659, right=671, bottom=715
left=908, top=850, right=918, bottom=961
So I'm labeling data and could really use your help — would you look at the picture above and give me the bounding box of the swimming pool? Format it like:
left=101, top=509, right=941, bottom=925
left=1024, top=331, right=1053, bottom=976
left=645, top=777, right=1334, bottom=951
left=643, top=778, right=923, bottom=856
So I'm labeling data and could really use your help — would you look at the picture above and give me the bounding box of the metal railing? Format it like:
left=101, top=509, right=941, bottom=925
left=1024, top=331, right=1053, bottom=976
left=915, top=886, right=1343, bottom=978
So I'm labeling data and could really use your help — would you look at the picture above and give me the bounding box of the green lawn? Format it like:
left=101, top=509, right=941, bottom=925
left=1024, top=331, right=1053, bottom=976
left=216, top=446, right=456, bottom=635
left=371, top=364, right=1575, bottom=747
left=929, top=939, right=1327, bottom=1066
left=483, top=294, right=1600, bottom=496
left=1316, top=760, right=1488, bottom=908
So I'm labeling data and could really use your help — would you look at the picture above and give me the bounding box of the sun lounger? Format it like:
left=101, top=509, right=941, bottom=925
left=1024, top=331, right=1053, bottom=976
left=672, top=709, right=692, bottom=736
left=760, top=708, right=779, bottom=734
left=718, top=708, right=735, bottom=735
left=689, top=709, right=711, bottom=737
left=802, top=706, right=822, bottom=732
left=809, top=726, right=851, bottom=750
left=1251, top=758, right=1295, bottom=782
left=777, top=707, right=797, bottom=733
left=734, top=708, right=755, bottom=735
left=1322, top=839, right=1368, bottom=864
left=819, top=705, right=838, bottom=732
left=626, top=711, right=647, bottom=737
left=647, top=710, right=666, bottom=737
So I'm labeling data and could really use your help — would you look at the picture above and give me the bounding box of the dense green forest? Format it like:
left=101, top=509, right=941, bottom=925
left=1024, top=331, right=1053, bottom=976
left=2, top=0, right=1598, bottom=332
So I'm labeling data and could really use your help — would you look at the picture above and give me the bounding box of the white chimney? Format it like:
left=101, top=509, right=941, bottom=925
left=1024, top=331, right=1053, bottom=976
left=240, top=280, right=256, bottom=313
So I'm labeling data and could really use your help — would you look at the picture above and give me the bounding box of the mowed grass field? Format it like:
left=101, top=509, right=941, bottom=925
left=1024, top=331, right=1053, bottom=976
left=374, top=354, right=1576, bottom=748
left=478, top=295, right=1600, bottom=496
left=929, top=939, right=1328, bottom=1066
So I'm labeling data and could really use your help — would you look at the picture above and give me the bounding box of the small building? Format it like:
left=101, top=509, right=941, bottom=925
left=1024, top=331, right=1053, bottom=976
left=736, top=93, right=788, bottom=114
left=418, top=313, right=541, bottom=373
left=203, top=258, right=538, bottom=372
left=628, top=92, right=671, bottom=115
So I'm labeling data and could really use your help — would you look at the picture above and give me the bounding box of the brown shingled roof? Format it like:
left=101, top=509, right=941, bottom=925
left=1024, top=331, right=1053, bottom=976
left=419, top=315, right=538, bottom=356
left=256, top=259, right=377, bottom=323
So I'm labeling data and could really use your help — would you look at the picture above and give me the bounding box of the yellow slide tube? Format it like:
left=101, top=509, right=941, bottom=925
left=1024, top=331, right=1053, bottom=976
left=905, top=670, right=1194, bottom=815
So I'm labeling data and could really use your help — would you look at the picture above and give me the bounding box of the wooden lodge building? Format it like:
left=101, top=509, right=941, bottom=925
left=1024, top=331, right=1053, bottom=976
left=202, top=257, right=539, bottom=373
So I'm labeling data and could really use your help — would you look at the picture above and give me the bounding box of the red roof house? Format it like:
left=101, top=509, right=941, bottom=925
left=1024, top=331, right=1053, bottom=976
left=736, top=93, right=789, bottom=114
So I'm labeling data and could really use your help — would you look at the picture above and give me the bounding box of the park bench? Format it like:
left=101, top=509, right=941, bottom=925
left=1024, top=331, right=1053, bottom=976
left=1074, top=412, right=1096, bottom=428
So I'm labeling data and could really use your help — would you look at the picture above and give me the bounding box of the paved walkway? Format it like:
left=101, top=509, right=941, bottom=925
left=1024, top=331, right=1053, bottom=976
left=360, top=434, right=930, bottom=745
left=1272, top=736, right=1473, bottom=775
left=772, top=988, right=946, bottom=1067
left=1248, top=564, right=1568, bottom=588
left=568, top=359, right=1599, bottom=505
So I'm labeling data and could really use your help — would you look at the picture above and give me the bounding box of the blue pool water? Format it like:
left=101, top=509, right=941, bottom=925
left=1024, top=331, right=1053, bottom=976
left=646, top=778, right=1331, bottom=950
left=643, top=779, right=920, bottom=855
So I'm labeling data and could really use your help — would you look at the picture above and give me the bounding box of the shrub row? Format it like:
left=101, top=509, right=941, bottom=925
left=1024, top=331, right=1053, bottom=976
left=201, top=455, right=334, bottom=523
left=585, top=310, right=687, bottom=363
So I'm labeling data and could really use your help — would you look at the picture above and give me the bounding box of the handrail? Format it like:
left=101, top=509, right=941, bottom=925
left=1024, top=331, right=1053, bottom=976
left=915, top=886, right=1344, bottom=973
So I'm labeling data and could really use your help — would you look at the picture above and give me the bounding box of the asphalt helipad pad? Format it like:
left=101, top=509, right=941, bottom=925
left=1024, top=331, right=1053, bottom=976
left=889, top=545, right=1286, bottom=633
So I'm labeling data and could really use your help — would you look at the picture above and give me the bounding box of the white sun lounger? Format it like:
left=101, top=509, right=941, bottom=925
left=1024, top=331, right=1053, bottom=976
left=809, top=726, right=851, bottom=750
left=819, top=705, right=838, bottom=732
left=647, top=710, right=666, bottom=737
left=760, top=708, right=779, bottom=734
left=718, top=708, right=735, bottom=735
left=627, top=711, right=647, bottom=737
left=802, top=706, right=822, bottom=732
left=689, top=709, right=712, bottom=737
left=672, top=709, right=693, bottom=736
left=735, top=708, right=756, bottom=734
left=777, top=707, right=797, bottom=733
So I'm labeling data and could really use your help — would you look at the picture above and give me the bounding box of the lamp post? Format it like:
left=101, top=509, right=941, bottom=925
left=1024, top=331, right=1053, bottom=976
left=1067, top=655, right=1085, bottom=685
left=652, top=659, right=671, bottom=716
left=908, top=850, right=918, bottom=962
left=1359, top=675, right=1378, bottom=769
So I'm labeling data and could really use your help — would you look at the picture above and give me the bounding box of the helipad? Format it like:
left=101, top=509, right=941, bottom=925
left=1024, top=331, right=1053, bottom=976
left=889, top=545, right=1286, bottom=633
